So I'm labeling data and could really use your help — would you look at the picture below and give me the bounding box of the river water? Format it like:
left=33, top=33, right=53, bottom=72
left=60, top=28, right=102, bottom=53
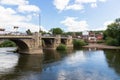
left=0, top=47, right=120, bottom=80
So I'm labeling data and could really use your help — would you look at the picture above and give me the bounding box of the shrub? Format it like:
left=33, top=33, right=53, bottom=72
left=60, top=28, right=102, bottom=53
left=97, top=40, right=105, bottom=44
left=57, top=44, right=67, bottom=51
left=0, top=40, right=16, bottom=47
left=106, top=37, right=119, bottom=46
left=73, top=39, right=86, bottom=48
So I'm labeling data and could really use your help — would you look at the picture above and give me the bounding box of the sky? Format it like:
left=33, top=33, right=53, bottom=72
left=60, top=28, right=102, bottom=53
left=0, top=0, right=120, bottom=32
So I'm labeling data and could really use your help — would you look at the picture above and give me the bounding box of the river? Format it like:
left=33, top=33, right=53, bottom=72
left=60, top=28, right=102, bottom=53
left=0, top=47, right=120, bottom=80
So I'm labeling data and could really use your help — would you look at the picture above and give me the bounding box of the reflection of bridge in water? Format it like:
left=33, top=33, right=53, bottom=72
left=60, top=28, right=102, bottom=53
left=0, top=33, right=73, bottom=54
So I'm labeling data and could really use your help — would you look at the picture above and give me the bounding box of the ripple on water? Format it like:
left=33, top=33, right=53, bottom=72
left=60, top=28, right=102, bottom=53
left=0, top=47, right=19, bottom=74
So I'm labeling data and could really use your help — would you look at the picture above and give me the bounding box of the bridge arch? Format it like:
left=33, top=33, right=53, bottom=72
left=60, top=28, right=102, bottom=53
left=9, top=39, right=29, bottom=53
left=0, top=32, right=43, bottom=54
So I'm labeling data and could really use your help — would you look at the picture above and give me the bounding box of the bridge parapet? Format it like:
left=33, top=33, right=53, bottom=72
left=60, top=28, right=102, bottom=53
left=0, top=35, right=33, bottom=39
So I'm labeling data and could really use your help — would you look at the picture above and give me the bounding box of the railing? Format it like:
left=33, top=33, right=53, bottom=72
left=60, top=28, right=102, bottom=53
left=0, top=32, right=33, bottom=39
left=0, top=31, right=28, bottom=36
left=0, top=32, right=72, bottom=39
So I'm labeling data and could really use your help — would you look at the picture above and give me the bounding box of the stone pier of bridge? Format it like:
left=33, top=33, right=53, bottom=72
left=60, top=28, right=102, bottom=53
left=42, top=35, right=73, bottom=50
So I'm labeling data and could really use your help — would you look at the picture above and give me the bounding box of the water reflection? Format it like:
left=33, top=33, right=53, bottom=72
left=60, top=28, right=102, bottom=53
left=0, top=48, right=120, bottom=80
left=104, top=50, right=120, bottom=75
left=43, top=50, right=61, bottom=63
left=13, top=55, right=43, bottom=80
left=0, top=48, right=19, bottom=80
left=0, top=48, right=43, bottom=80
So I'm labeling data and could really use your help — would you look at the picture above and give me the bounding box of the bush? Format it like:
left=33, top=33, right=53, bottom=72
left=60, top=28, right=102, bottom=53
left=73, top=39, right=86, bottom=48
left=0, top=40, right=16, bottom=47
left=97, top=40, right=105, bottom=44
left=106, top=37, right=119, bottom=46
left=56, top=44, right=67, bottom=51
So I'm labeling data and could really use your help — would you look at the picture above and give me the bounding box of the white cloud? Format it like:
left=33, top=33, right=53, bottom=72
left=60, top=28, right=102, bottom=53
left=99, top=0, right=107, bottom=2
left=92, top=21, right=113, bottom=31
left=75, top=0, right=97, bottom=3
left=0, top=6, right=30, bottom=23
left=0, top=6, right=16, bottom=15
left=103, top=21, right=113, bottom=27
left=61, top=17, right=88, bottom=31
left=0, top=0, right=28, bottom=6
left=0, top=0, right=40, bottom=13
left=53, top=0, right=107, bottom=11
left=53, top=0, right=70, bottom=11
left=91, top=3, right=97, bottom=8
left=0, top=22, right=46, bottom=32
left=18, top=5, right=40, bottom=13
left=66, top=4, right=84, bottom=10
left=0, top=6, right=46, bottom=32
left=0, top=1, right=46, bottom=32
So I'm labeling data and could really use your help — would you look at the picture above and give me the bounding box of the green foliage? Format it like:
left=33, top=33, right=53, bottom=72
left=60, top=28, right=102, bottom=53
left=56, top=44, right=67, bottom=51
left=0, top=40, right=16, bottom=47
left=104, top=18, right=120, bottom=46
left=73, top=39, right=86, bottom=49
left=91, top=30, right=104, bottom=34
left=26, top=29, right=32, bottom=35
left=49, top=28, right=63, bottom=35
left=64, top=32, right=82, bottom=37
left=39, top=30, right=48, bottom=35
left=103, top=31, right=107, bottom=40
left=106, top=37, right=119, bottom=46
left=64, top=32, right=73, bottom=35
left=97, top=40, right=105, bottom=44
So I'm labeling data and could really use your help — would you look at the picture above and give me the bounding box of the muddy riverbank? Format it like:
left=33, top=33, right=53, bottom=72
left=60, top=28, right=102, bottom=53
left=83, top=43, right=120, bottom=50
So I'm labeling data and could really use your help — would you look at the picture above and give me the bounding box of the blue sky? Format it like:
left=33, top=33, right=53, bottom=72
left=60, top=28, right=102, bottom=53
left=0, top=0, right=120, bottom=32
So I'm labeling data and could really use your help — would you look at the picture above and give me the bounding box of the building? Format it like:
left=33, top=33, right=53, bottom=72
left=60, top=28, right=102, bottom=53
left=88, top=31, right=96, bottom=43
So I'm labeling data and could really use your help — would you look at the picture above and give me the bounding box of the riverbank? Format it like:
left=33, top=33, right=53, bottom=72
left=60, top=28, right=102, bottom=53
left=83, top=43, right=120, bottom=49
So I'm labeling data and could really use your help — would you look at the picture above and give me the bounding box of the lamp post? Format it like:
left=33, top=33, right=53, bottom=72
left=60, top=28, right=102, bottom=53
left=14, top=26, right=19, bottom=35
left=38, top=13, right=41, bottom=34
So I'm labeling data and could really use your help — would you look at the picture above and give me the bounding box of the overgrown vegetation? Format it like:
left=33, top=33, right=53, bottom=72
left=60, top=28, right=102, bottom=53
left=104, top=18, right=120, bottom=46
left=73, top=39, right=86, bottom=49
left=97, top=40, right=105, bottom=44
left=56, top=44, right=67, bottom=51
left=105, top=37, right=119, bottom=46
left=0, top=40, right=16, bottom=47
left=49, top=28, right=63, bottom=35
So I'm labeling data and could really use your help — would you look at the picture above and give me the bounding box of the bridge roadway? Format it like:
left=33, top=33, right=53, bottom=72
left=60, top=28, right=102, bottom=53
left=0, top=35, right=69, bottom=39
left=0, top=35, right=33, bottom=39
left=41, top=36, right=68, bottom=39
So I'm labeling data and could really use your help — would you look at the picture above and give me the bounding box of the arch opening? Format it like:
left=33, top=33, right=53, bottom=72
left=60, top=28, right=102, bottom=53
left=10, top=39, right=29, bottom=53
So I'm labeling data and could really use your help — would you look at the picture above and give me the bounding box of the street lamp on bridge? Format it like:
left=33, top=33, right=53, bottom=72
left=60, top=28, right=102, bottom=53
left=38, top=13, right=41, bottom=33
left=34, top=12, right=41, bottom=35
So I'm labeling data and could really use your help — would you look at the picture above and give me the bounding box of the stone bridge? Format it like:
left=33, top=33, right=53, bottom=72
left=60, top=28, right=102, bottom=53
left=0, top=33, right=73, bottom=54
left=0, top=33, right=42, bottom=54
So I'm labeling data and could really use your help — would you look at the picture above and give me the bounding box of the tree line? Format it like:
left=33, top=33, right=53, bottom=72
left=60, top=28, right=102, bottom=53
left=104, top=18, right=120, bottom=46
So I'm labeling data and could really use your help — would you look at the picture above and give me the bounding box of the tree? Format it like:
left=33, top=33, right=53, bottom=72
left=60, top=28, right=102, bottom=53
left=26, top=29, right=32, bottom=35
left=0, top=40, right=16, bottom=47
left=39, top=30, right=48, bottom=35
left=49, top=28, right=63, bottom=35
left=104, top=18, right=120, bottom=46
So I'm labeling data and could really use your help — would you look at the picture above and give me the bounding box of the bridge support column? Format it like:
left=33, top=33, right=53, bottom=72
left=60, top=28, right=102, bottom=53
left=66, top=36, right=73, bottom=48
left=28, top=33, right=43, bottom=54
left=26, top=48, right=43, bottom=54
left=53, top=35, right=61, bottom=49
left=18, top=32, right=43, bottom=55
